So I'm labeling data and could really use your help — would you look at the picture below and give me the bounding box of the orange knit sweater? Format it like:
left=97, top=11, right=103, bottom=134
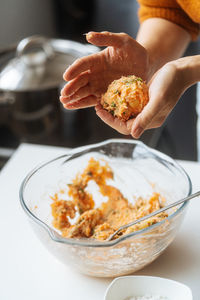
left=138, top=0, right=200, bottom=40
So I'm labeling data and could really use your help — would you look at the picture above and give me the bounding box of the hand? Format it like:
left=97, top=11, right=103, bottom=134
left=60, top=31, right=149, bottom=109
left=96, top=60, right=190, bottom=137
left=131, top=61, right=190, bottom=138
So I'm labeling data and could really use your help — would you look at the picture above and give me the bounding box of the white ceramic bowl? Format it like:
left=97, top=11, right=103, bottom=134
left=104, top=276, right=193, bottom=300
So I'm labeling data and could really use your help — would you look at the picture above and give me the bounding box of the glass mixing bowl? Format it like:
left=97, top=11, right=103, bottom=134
left=19, top=139, right=192, bottom=277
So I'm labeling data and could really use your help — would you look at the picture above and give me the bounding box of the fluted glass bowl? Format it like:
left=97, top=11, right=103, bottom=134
left=19, top=139, right=192, bottom=277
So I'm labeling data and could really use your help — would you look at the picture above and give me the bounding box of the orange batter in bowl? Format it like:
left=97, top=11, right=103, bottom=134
left=51, top=158, right=168, bottom=240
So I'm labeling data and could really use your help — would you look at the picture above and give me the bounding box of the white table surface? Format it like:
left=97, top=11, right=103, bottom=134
left=0, top=143, right=200, bottom=300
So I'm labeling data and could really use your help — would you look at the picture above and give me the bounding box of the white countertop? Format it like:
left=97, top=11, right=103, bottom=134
left=0, top=143, right=200, bottom=300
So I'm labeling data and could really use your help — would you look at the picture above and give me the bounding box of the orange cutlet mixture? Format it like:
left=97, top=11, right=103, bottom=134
left=51, top=158, right=168, bottom=240
left=101, top=75, right=149, bottom=121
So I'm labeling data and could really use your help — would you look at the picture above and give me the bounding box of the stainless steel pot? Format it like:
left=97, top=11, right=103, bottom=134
left=0, top=35, right=98, bottom=142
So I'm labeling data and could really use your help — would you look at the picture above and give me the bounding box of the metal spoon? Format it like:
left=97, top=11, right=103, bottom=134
left=107, top=190, right=200, bottom=241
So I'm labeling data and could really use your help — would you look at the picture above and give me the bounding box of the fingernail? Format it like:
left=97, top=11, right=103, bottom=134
left=64, top=103, right=75, bottom=109
left=63, top=72, right=67, bottom=80
left=86, top=32, right=93, bottom=39
left=65, top=101, right=73, bottom=106
left=60, top=95, right=67, bottom=102
left=132, top=126, right=143, bottom=139
left=63, top=66, right=72, bottom=79
left=66, top=100, right=77, bottom=107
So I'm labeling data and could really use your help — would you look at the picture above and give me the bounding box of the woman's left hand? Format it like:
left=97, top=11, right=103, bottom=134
left=60, top=31, right=149, bottom=109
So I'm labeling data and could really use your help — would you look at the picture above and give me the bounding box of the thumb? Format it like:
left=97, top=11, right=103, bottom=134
left=131, top=98, right=162, bottom=139
left=86, top=31, right=127, bottom=47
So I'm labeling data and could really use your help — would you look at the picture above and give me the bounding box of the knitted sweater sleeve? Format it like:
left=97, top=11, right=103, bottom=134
left=137, top=0, right=200, bottom=40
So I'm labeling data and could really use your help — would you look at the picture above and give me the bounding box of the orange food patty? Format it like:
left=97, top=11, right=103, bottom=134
left=101, top=75, right=149, bottom=121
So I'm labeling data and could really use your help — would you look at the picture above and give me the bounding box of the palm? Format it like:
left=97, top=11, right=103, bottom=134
left=60, top=32, right=148, bottom=109
left=88, top=45, right=147, bottom=96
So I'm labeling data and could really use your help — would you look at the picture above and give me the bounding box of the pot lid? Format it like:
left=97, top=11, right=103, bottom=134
left=0, top=36, right=98, bottom=92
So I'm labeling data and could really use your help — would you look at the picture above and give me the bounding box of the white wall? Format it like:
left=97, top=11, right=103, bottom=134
left=0, top=0, right=56, bottom=47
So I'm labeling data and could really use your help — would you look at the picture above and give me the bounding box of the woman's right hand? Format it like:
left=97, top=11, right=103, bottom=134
left=60, top=31, right=149, bottom=109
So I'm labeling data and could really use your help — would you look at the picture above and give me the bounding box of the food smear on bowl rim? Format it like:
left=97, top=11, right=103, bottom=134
left=125, top=295, right=169, bottom=300
left=50, top=158, right=168, bottom=240
left=101, top=75, right=149, bottom=121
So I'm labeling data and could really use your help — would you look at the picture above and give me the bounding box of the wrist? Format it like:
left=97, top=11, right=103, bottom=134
left=136, top=18, right=191, bottom=81
left=136, top=37, right=160, bottom=81
left=172, top=55, right=200, bottom=89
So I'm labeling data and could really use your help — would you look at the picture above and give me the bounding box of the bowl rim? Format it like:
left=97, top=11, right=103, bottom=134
left=104, top=275, right=193, bottom=300
left=19, top=138, right=192, bottom=248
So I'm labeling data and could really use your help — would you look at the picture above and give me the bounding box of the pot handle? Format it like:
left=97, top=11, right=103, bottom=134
left=0, top=92, right=15, bottom=106
left=16, top=35, right=54, bottom=66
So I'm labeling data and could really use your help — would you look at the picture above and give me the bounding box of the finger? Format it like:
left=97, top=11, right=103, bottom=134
left=63, top=95, right=97, bottom=109
left=60, top=84, right=92, bottom=103
left=126, top=118, right=135, bottom=132
left=60, top=96, right=67, bottom=104
left=61, top=72, right=89, bottom=97
left=145, top=115, right=166, bottom=130
left=63, top=53, right=100, bottom=81
left=86, top=31, right=128, bottom=47
left=131, top=99, right=162, bottom=139
left=95, top=104, right=130, bottom=135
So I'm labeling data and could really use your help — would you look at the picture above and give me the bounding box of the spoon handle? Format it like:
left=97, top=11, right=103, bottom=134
left=107, top=191, right=200, bottom=241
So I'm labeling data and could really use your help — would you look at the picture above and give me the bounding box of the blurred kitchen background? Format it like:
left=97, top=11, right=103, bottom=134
left=0, top=0, right=200, bottom=169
